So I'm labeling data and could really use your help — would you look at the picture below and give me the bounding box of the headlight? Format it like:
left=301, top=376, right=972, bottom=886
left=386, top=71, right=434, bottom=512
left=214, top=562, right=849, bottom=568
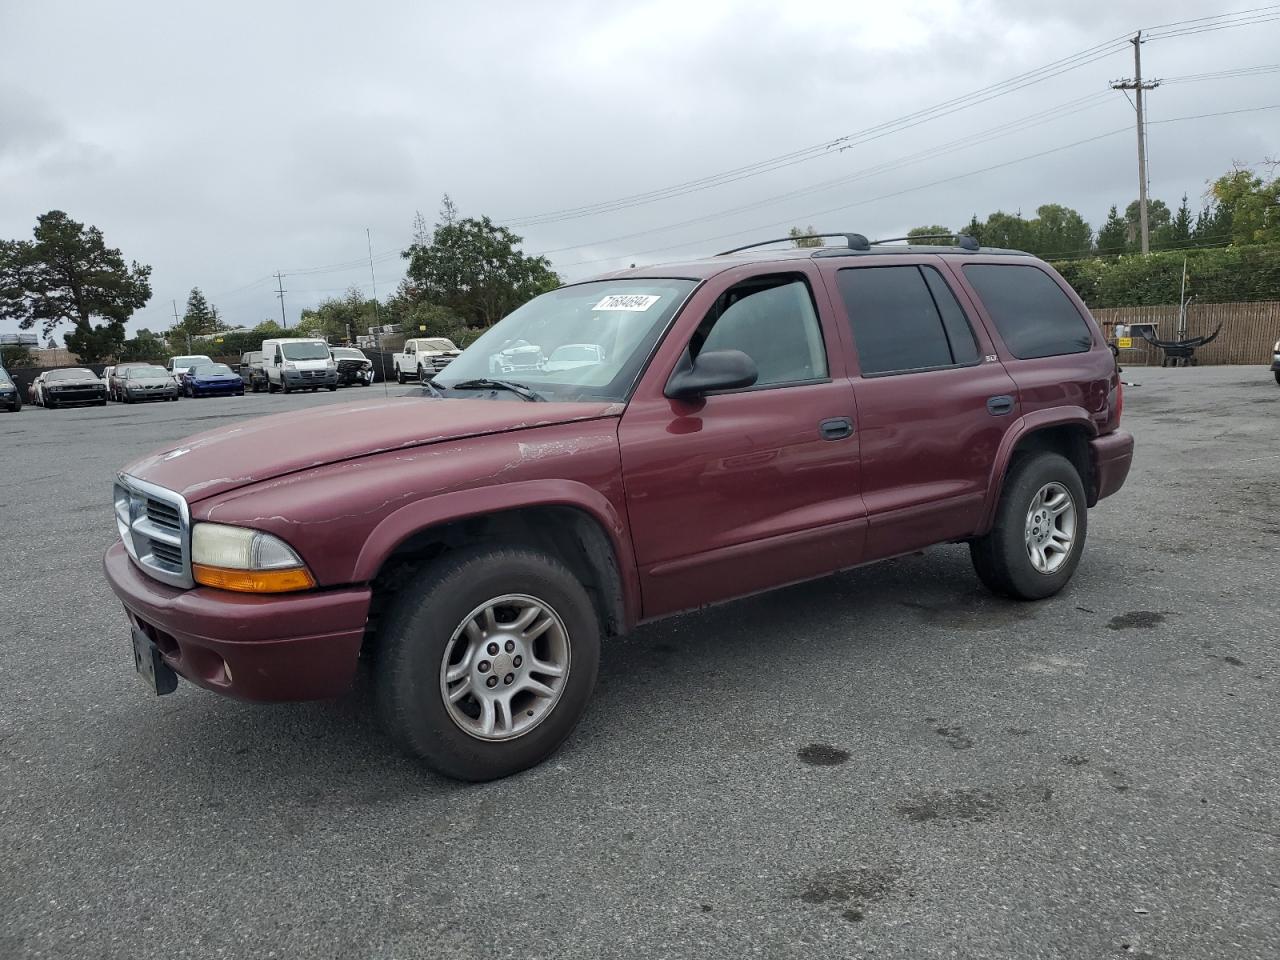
left=191, top=522, right=316, bottom=593
left=284, top=361, right=297, bottom=370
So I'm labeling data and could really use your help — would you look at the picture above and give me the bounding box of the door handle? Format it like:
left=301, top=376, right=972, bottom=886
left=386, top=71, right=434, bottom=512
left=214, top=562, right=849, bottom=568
left=986, top=395, right=1015, bottom=416
left=819, top=416, right=854, bottom=440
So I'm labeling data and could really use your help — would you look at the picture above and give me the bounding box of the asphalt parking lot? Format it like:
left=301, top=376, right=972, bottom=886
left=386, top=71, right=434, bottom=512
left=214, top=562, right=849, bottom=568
left=1, top=367, right=1277, bottom=960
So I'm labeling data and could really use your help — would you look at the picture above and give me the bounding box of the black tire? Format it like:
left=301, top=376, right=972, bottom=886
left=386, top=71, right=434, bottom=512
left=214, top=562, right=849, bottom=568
left=282, top=380, right=291, bottom=394
left=45, top=398, right=56, bottom=410
left=970, top=451, right=1088, bottom=601
left=375, top=545, right=601, bottom=781
left=326, top=385, right=336, bottom=392
left=1274, top=371, right=1279, bottom=386
left=359, top=379, right=369, bottom=387
left=396, top=368, right=406, bottom=385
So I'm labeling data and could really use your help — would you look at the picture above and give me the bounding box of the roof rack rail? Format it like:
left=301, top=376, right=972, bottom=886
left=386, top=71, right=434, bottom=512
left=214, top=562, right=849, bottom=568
left=871, top=233, right=980, bottom=251
left=716, top=232, right=870, bottom=256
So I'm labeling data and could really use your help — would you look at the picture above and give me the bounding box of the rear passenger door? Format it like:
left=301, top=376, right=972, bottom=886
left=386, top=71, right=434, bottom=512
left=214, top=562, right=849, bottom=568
left=953, top=262, right=1112, bottom=434
left=823, top=259, right=1019, bottom=558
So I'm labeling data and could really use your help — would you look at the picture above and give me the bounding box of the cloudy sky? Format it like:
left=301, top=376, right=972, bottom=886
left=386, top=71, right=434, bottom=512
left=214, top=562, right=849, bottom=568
left=2, top=0, right=1278, bottom=338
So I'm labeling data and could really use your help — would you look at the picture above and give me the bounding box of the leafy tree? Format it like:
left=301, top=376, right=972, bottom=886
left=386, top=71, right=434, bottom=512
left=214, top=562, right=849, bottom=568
left=117, top=329, right=171, bottom=363
left=174, top=287, right=218, bottom=340
left=296, top=286, right=378, bottom=342
left=906, top=225, right=952, bottom=245
left=788, top=225, right=825, bottom=248
left=979, top=211, right=1034, bottom=251
left=0, top=343, right=35, bottom=368
left=1029, top=204, right=1091, bottom=258
left=0, top=211, right=152, bottom=363
left=1124, top=199, right=1171, bottom=248
left=1210, top=166, right=1280, bottom=245
left=1095, top=205, right=1129, bottom=255
left=402, top=199, right=560, bottom=326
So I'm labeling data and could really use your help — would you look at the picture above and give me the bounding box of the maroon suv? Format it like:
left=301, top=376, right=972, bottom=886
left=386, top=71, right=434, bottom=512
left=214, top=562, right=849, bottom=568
left=104, top=233, right=1133, bottom=781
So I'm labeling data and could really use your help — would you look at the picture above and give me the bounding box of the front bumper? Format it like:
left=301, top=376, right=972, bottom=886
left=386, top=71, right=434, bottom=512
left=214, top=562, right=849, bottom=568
left=190, top=381, right=243, bottom=395
left=1270, top=354, right=1280, bottom=372
left=103, top=541, right=370, bottom=701
left=336, top=366, right=374, bottom=384
left=127, top=387, right=179, bottom=400
left=1089, top=429, right=1134, bottom=505
left=48, top=387, right=107, bottom=404
left=283, top=371, right=338, bottom=386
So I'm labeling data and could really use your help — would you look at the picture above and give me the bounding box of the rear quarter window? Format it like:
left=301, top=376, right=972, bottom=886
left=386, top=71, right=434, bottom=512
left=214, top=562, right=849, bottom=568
left=963, top=264, right=1093, bottom=359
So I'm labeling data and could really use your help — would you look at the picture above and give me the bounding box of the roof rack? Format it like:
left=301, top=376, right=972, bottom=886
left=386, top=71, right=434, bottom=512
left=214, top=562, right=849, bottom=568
left=871, top=233, right=980, bottom=250
left=716, top=232, right=871, bottom=256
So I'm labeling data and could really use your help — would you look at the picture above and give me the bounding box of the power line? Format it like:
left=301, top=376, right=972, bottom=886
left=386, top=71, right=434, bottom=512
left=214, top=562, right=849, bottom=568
left=498, top=36, right=1133, bottom=227
left=552, top=103, right=1280, bottom=271
left=531, top=91, right=1119, bottom=257
left=500, top=5, right=1280, bottom=228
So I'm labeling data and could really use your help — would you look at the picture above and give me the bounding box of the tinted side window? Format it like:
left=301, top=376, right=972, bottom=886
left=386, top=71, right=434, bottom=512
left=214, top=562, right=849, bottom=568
left=963, top=264, right=1093, bottom=359
left=837, top=266, right=974, bottom=375
left=694, top=277, right=828, bottom=387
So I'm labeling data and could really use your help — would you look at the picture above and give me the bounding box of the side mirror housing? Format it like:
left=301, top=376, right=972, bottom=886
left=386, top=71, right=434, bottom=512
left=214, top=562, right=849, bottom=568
left=664, top=349, right=758, bottom=400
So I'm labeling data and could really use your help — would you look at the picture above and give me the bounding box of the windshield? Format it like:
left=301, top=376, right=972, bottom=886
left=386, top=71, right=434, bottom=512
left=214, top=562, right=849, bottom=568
left=47, top=368, right=96, bottom=381
left=173, top=356, right=210, bottom=367
left=435, top=279, right=697, bottom=402
left=126, top=367, right=169, bottom=379
left=331, top=348, right=366, bottom=360
left=193, top=363, right=233, bottom=376
left=281, top=342, right=330, bottom=360
left=418, top=338, right=456, bottom=351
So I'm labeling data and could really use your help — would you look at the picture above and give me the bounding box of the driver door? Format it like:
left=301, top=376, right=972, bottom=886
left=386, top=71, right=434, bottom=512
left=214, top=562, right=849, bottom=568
left=618, top=264, right=865, bottom=619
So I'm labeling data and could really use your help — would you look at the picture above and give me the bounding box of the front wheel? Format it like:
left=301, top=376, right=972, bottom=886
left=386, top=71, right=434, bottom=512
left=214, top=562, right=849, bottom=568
left=396, top=367, right=406, bottom=385
left=375, top=546, right=601, bottom=782
left=1274, top=371, right=1280, bottom=385
left=970, top=451, right=1087, bottom=601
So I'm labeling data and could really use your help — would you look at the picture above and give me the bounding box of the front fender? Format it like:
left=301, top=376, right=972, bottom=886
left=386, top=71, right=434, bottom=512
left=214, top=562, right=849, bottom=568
left=351, top=477, right=639, bottom=625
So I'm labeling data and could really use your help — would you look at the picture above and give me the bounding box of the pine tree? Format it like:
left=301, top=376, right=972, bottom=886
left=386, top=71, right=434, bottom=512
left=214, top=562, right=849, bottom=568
left=1095, top=205, right=1129, bottom=255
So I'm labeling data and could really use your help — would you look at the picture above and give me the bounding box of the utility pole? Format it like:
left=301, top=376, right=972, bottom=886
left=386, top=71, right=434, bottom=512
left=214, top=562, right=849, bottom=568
left=172, top=299, right=191, bottom=352
left=1111, top=32, right=1160, bottom=254
left=274, top=271, right=288, bottom=329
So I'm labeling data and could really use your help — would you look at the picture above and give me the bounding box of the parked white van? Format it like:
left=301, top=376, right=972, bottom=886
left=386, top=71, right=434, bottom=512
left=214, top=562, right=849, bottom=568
left=262, top=338, right=338, bottom=393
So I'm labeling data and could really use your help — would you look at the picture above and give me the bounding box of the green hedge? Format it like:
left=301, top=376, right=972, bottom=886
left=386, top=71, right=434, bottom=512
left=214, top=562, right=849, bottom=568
left=1054, top=246, right=1280, bottom=308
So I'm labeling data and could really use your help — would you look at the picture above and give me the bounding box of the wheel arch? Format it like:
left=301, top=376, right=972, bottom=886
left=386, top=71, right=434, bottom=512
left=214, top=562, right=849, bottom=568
left=357, top=486, right=637, bottom=654
left=979, top=408, right=1097, bottom=532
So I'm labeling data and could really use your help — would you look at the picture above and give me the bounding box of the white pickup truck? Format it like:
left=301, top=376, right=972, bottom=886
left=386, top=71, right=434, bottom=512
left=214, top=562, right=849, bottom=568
left=393, top=337, right=461, bottom=384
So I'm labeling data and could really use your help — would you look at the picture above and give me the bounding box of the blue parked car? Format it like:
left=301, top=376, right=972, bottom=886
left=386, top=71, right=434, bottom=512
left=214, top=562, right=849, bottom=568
left=180, top=362, right=245, bottom=398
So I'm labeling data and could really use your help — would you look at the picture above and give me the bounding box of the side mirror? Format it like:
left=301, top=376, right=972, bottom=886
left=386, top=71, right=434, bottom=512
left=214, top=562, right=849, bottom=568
left=664, top=349, right=758, bottom=400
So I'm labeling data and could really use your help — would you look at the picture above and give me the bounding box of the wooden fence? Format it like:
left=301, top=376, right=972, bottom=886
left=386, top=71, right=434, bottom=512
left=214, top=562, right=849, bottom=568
left=1094, top=300, right=1280, bottom=365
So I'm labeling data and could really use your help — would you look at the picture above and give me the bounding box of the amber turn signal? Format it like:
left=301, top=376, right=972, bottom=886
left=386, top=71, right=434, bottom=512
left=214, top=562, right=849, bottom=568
left=192, top=563, right=316, bottom=594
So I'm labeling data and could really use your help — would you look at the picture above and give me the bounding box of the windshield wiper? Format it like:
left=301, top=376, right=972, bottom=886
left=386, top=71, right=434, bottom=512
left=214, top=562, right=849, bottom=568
left=447, top=378, right=545, bottom=402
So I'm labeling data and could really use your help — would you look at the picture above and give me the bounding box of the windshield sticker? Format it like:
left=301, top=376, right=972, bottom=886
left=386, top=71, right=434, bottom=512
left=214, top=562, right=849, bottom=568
left=592, top=294, right=660, bottom=312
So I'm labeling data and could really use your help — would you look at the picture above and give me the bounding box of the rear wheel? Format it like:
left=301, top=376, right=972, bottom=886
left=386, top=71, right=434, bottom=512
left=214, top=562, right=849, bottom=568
left=970, top=451, right=1087, bottom=601
left=375, top=545, right=601, bottom=781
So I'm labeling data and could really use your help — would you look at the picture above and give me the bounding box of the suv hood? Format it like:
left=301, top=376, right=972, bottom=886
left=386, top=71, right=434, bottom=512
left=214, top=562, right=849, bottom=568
left=124, top=396, right=621, bottom=502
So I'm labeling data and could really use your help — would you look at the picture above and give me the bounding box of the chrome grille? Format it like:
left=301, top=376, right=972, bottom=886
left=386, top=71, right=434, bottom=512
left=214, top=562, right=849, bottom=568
left=113, top=474, right=192, bottom=588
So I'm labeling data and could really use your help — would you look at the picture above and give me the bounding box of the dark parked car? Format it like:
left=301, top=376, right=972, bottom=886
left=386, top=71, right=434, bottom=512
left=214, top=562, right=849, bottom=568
left=120, top=365, right=181, bottom=403
left=240, top=351, right=269, bottom=393
left=331, top=346, right=374, bottom=386
left=39, top=367, right=107, bottom=408
left=105, top=233, right=1132, bottom=782
left=0, top=367, right=21, bottom=412
left=1271, top=337, right=1279, bottom=385
left=180, top=363, right=244, bottom=398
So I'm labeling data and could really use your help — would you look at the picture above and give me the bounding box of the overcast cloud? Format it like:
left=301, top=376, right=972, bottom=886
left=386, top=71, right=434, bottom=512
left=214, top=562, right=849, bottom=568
left=2, top=0, right=1278, bottom=337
